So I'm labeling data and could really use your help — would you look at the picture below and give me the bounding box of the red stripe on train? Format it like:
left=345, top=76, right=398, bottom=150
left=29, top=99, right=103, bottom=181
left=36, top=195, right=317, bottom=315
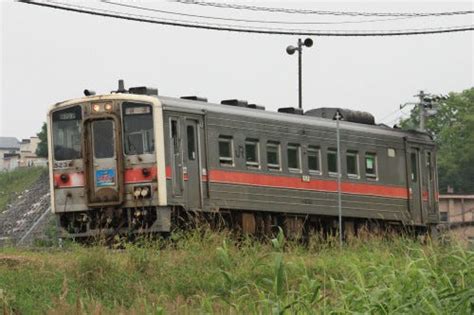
left=207, top=169, right=409, bottom=199
left=124, top=166, right=157, bottom=183
left=54, top=166, right=157, bottom=188
left=53, top=172, right=85, bottom=188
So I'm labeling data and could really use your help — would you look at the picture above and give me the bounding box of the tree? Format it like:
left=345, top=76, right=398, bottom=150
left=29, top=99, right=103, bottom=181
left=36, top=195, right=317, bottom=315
left=36, top=122, right=48, bottom=158
left=400, top=88, right=474, bottom=194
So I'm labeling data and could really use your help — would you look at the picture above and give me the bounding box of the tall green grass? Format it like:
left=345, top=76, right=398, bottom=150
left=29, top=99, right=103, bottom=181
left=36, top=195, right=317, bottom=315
left=0, top=230, right=473, bottom=314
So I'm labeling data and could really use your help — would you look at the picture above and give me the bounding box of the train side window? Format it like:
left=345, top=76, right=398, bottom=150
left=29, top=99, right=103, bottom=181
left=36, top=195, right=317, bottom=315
left=346, top=150, right=359, bottom=178
left=287, top=143, right=301, bottom=172
left=365, top=153, right=377, bottom=180
left=308, top=146, right=321, bottom=174
left=410, top=152, right=417, bottom=182
left=267, top=141, right=281, bottom=171
left=219, top=135, right=234, bottom=166
left=327, top=148, right=338, bottom=176
left=245, top=138, right=260, bottom=169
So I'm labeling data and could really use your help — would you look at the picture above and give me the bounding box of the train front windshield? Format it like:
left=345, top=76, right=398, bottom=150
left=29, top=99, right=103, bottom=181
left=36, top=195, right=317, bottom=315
left=122, top=102, right=154, bottom=155
left=52, top=106, right=82, bottom=161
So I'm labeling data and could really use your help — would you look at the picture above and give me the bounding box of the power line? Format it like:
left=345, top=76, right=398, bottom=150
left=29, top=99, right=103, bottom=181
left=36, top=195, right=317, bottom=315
left=102, top=0, right=428, bottom=25
left=182, top=1, right=474, bottom=17
left=19, top=1, right=474, bottom=37
left=379, top=108, right=403, bottom=123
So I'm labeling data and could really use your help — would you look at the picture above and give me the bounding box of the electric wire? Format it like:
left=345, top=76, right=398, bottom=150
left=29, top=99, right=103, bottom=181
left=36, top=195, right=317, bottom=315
left=102, top=0, right=429, bottom=25
left=19, top=0, right=474, bottom=36
left=181, top=1, right=474, bottom=18
left=379, top=108, right=404, bottom=123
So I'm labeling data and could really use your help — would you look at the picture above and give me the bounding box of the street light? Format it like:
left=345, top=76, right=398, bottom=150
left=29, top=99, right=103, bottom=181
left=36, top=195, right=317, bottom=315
left=286, top=38, right=314, bottom=110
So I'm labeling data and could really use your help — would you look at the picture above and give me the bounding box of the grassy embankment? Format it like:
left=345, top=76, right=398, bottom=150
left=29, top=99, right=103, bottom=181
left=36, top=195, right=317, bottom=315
left=0, top=167, right=46, bottom=212
left=0, top=230, right=473, bottom=314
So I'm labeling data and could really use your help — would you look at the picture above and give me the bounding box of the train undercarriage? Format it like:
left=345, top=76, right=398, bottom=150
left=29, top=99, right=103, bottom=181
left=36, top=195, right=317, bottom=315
left=56, top=206, right=432, bottom=242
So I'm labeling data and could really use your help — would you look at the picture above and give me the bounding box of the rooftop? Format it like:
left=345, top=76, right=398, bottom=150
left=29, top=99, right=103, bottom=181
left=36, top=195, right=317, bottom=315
left=0, top=137, right=20, bottom=150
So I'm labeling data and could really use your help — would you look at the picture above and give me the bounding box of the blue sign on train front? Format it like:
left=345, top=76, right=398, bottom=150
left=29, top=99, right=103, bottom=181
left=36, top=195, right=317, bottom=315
left=96, top=169, right=116, bottom=187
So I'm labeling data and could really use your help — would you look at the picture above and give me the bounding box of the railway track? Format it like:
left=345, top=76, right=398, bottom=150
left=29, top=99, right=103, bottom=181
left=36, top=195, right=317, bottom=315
left=0, top=172, right=53, bottom=246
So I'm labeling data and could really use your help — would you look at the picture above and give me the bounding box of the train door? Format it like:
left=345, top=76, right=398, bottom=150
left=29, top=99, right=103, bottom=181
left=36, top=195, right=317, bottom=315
left=170, top=118, right=184, bottom=197
left=84, top=118, right=123, bottom=206
left=183, top=117, right=203, bottom=209
left=407, top=146, right=424, bottom=224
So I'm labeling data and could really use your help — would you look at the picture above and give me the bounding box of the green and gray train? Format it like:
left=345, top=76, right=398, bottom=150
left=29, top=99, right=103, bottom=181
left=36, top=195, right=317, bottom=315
left=47, top=81, right=439, bottom=238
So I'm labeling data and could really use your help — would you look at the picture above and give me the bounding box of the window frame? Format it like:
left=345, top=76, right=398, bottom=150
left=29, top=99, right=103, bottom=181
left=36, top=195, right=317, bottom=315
left=218, top=135, right=234, bottom=167
left=245, top=138, right=260, bottom=169
left=365, top=152, right=378, bottom=180
left=327, top=148, right=338, bottom=177
left=346, top=150, right=360, bottom=179
left=307, top=145, right=322, bottom=175
left=266, top=141, right=281, bottom=171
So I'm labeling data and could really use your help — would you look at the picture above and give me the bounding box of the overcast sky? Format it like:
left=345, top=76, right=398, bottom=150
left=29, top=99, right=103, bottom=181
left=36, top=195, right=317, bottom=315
left=1, top=0, right=473, bottom=139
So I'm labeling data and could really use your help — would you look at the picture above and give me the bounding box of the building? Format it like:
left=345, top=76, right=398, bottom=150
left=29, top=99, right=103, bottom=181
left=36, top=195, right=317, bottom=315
left=19, top=137, right=40, bottom=167
left=0, top=137, right=21, bottom=171
left=439, top=194, right=474, bottom=244
left=0, top=136, right=47, bottom=171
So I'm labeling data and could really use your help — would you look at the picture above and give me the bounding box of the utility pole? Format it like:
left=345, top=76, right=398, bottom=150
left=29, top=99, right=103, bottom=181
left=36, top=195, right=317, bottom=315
left=416, top=90, right=427, bottom=131
left=400, top=90, right=444, bottom=132
left=335, top=110, right=343, bottom=246
left=286, top=38, right=313, bottom=110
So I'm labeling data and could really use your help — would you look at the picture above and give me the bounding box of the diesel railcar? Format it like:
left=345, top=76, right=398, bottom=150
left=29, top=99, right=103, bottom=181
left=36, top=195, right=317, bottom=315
left=47, top=82, right=439, bottom=238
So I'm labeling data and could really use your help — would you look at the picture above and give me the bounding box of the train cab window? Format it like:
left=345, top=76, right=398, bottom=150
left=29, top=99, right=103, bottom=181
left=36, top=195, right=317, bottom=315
left=219, top=135, right=234, bottom=166
left=346, top=150, right=359, bottom=178
left=327, top=148, right=338, bottom=175
left=308, top=146, right=321, bottom=174
left=365, top=153, right=377, bottom=180
left=267, top=141, right=281, bottom=171
left=245, top=139, right=260, bottom=169
left=52, top=105, right=82, bottom=161
left=123, top=102, right=154, bottom=155
left=287, top=143, right=301, bottom=172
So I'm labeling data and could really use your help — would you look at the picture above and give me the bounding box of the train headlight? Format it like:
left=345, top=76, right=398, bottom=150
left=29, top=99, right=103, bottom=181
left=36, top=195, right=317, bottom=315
left=133, top=187, right=142, bottom=198
left=92, top=104, right=101, bottom=112
left=105, top=103, right=113, bottom=111
left=140, top=187, right=149, bottom=197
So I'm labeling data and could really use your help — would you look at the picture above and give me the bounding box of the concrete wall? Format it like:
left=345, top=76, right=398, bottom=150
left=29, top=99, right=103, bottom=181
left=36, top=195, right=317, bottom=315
left=439, top=195, right=474, bottom=223
left=439, top=195, right=474, bottom=246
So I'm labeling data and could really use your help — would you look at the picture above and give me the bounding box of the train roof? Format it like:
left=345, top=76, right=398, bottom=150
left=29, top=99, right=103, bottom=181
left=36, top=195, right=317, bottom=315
left=49, top=92, right=433, bottom=144
left=159, top=96, right=433, bottom=143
